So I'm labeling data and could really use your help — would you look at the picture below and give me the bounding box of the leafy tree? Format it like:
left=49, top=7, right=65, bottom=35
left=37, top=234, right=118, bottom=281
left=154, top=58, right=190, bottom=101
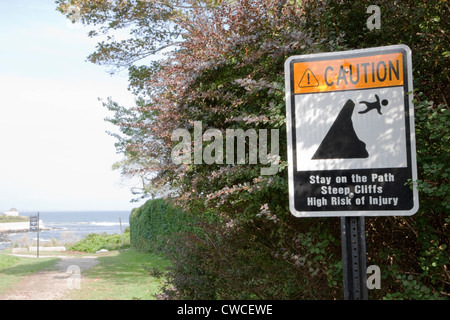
left=57, top=0, right=449, bottom=299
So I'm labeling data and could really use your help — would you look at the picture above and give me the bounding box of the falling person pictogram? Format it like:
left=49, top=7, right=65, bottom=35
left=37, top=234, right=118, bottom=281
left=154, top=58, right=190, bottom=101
left=358, top=94, right=388, bottom=115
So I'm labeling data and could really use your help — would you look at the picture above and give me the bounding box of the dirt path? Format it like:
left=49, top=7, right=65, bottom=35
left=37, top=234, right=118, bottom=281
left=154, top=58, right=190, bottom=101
left=0, top=255, right=99, bottom=300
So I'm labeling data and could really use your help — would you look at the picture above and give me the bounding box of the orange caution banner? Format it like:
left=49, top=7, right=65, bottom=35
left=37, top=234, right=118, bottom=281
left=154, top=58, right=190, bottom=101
left=293, top=53, right=404, bottom=94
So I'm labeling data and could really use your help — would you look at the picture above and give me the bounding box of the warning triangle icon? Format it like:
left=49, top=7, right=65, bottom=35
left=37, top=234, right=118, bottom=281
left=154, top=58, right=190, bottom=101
left=299, top=68, right=319, bottom=88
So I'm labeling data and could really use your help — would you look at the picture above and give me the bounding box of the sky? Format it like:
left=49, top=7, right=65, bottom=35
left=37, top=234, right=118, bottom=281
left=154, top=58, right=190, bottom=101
left=0, top=0, right=141, bottom=212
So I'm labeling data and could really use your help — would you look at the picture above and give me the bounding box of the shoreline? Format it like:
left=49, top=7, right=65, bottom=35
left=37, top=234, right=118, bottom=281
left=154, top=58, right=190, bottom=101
left=0, top=220, right=47, bottom=232
left=0, top=227, right=51, bottom=235
left=0, top=227, right=53, bottom=251
left=1, top=211, right=130, bottom=253
left=0, top=225, right=51, bottom=243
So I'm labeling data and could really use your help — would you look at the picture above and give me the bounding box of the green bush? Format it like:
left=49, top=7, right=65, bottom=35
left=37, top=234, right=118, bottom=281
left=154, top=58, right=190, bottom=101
left=129, top=198, right=199, bottom=254
left=162, top=218, right=343, bottom=300
left=67, top=232, right=130, bottom=253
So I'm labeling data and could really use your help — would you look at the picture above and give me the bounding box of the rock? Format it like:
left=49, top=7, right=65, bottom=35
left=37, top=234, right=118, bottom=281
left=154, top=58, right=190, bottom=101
left=312, top=99, right=369, bottom=159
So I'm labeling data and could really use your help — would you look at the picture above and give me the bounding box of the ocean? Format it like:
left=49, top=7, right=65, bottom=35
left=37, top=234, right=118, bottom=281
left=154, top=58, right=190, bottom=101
left=0, top=210, right=131, bottom=251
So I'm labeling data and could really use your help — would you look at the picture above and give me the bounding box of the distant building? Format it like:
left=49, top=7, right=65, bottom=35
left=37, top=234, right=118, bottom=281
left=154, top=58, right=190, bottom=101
left=3, top=208, right=19, bottom=216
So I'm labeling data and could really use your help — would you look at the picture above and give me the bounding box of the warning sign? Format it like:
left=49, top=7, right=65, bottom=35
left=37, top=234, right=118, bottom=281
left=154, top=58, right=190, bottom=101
left=299, top=68, right=319, bottom=88
left=293, top=52, right=404, bottom=94
left=284, top=45, right=419, bottom=217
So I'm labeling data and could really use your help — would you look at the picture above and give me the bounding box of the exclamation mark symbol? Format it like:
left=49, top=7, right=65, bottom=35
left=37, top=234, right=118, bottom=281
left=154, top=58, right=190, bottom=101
left=299, top=68, right=319, bottom=88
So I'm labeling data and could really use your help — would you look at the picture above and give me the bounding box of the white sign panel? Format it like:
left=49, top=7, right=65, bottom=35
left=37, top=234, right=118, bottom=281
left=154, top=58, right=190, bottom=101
left=285, top=45, right=419, bottom=217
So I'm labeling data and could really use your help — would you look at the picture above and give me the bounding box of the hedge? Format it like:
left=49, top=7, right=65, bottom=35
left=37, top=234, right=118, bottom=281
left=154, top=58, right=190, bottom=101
left=129, top=198, right=198, bottom=254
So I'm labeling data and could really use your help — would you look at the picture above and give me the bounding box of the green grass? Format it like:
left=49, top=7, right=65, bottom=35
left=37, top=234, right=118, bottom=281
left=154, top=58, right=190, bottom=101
left=0, top=255, right=60, bottom=294
left=67, top=249, right=170, bottom=300
left=0, top=215, right=29, bottom=223
left=0, top=230, right=170, bottom=300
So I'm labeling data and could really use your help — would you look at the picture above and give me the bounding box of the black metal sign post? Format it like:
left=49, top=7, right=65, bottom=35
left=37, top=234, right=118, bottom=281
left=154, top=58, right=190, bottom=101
left=37, top=212, right=39, bottom=258
left=30, top=212, right=39, bottom=258
left=341, top=216, right=368, bottom=300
